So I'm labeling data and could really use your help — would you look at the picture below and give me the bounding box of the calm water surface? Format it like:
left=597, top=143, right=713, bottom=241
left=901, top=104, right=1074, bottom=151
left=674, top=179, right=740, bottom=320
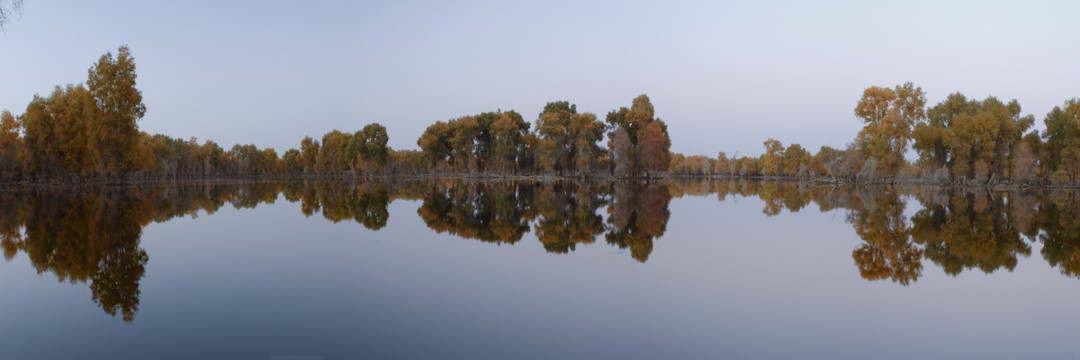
left=1, top=180, right=1079, bottom=359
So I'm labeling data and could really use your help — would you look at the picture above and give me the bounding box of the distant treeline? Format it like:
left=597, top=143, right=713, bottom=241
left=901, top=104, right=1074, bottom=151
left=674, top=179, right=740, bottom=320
left=3, top=47, right=1080, bottom=185
left=675, top=83, right=1080, bottom=187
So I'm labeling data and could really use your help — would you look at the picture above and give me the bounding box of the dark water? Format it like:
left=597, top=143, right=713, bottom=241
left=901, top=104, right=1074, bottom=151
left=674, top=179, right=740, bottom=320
left=1, top=180, right=1080, bottom=359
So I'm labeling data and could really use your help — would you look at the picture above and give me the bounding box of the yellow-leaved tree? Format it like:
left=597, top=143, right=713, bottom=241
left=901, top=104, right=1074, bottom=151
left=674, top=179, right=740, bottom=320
left=87, top=46, right=147, bottom=174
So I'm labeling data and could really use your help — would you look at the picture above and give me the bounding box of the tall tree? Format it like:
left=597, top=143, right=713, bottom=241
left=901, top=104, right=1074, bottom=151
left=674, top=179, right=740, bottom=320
left=916, top=94, right=1035, bottom=182
left=353, top=123, right=389, bottom=171
left=488, top=111, right=530, bottom=173
left=759, top=138, right=784, bottom=177
left=87, top=46, right=146, bottom=173
left=606, top=95, right=671, bottom=176
left=299, top=136, right=320, bottom=174
left=417, top=121, right=453, bottom=171
left=854, top=82, right=926, bottom=176
left=1041, top=99, right=1080, bottom=181
left=0, top=110, right=22, bottom=179
left=536, top=101, right=578, bottom=175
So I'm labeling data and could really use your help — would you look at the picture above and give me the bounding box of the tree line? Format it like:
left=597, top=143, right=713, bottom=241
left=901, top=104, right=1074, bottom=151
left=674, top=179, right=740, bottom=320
left=4, top=47, right=1080, bottom=185
left=0, top=47, right=672, bottom=182
left=672, top=82, right=1080, bottom=187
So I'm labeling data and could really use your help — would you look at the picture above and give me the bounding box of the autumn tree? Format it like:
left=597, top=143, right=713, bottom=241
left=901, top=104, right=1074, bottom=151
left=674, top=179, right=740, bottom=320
left=352, top=123, right=389, bottom=171
left=1041, top=99, right=1080, bottom=182
left=20, top=85, right=102, bottom=177
left=913, top=92, right=970, bottom=173
left=87, top=46, right=146, bottom=174
left=712, top=152, right=728, bottom=176
left=299, top=136, right=320, bottom=174
left=854, top=82, right=926, bottom=177
left=759, top=138, right=784, bottom=177
left=782, top=143, right=810, bottom=177
left=536, top=102, right=605, bottom=175
left=0, top=110, right=22, bottom=179
left=848, top=188, right=922, bottom=285
left=536, top=101, right=577, bottom=175
left=488, top=111, right=530, bottom=173
left=606, top=94, right=671, bottom=177
left=316, top=130, right=352, bottom=173
left=282, top=149, right=301, bottom=174
left=417, top=121, right=453, bottom=171
left=921, top=95, right=1035, bottom=182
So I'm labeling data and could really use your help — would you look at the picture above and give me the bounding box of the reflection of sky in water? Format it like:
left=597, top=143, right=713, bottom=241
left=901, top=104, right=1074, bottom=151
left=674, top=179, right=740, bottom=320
left=0, top=187, right=1079, bottom=359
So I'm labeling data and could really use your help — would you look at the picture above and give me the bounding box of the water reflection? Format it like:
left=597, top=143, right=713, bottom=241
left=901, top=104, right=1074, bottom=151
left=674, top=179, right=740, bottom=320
left=8, top=179, right=1080, bottom=321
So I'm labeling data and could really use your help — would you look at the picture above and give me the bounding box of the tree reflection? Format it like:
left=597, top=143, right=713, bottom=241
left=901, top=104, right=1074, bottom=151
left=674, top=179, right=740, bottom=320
left=910, top=190, right=1030, bottom=276
left=605, top=180, right=670, bottom=262
left=418, top=181, right=534, bottom=244
left=1038, top=191, right=1080, bottom=277
left=844, top=187, right=923, bottom=286
left=13, top=189, right=151, bottom=322
left=534, top=181, right=607, bottom=254
left=0, top=180, right=399, bottom=322
left=412, top=180, right=671, bottom=262
left=12, top=178, right=1080, bottom=323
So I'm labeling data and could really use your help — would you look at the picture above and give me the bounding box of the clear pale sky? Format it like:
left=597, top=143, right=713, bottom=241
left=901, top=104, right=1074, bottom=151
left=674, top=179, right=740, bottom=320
left=1, top=0, right=1078, bottom=157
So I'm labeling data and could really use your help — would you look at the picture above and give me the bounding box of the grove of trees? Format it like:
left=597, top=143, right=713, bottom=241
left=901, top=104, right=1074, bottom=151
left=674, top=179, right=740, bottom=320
left=4, top=47, right=1080, bottom=187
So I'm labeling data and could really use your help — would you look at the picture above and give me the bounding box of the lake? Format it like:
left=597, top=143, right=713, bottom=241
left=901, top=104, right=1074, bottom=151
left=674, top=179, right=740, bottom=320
left=1, top=179, right=1080, bottom=359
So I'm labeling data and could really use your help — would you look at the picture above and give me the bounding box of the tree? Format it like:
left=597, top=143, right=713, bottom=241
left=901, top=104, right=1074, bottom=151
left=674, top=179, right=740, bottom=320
left=782, top=143, right=810, bottom=177
left=0, top=110, right=22, bottom=179
left=417, top=121, right=453, bottom=171
left=282, top=149, right=301, bottom=174
left=760, top=138, right=784, bottom=177
left=488, top=111, right=530, bottom=173
left=87, top=46, right=146, bottom=173
left=570, top=112, right=605, bottom=175
left=715, top=152, right=730, bottom=176
left=854, top=82, right=926, bottom=176
left=19, top=85, right=101, bottom=177
left=606, top=95, right=671, bottom=177
left=299, top=136, right=320, bottom=174
left=1041, top=99, right=1080, bottom=181
left=353, top=123, right=389, bottom=171
left=316, top=130, right=352, bottom=173
left=913, top=92, right=970, bottom=172
left=536, top=101, right=577, bottom=175
left=637, top=121, right=670, bottom=176
left=920, top=95, right=1035, bottom=182
left=609, top=128, right=632, bottom=177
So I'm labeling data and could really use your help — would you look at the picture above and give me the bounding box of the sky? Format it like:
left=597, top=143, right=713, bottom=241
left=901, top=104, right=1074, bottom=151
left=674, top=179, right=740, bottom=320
left=1, top=0, right=1079, bottom=157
